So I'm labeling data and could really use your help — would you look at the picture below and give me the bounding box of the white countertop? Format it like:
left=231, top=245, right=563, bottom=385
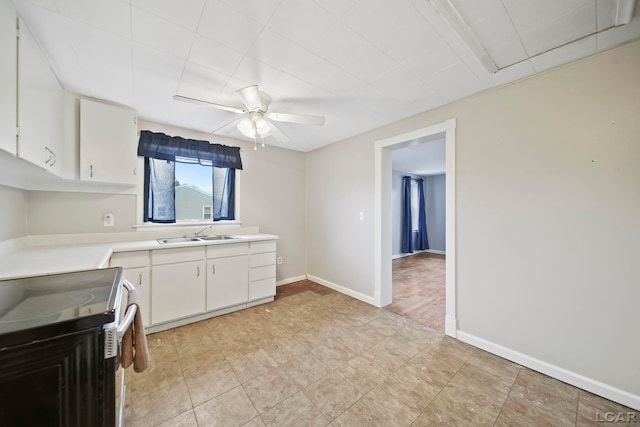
left=0, top=234, right=278, bottom=281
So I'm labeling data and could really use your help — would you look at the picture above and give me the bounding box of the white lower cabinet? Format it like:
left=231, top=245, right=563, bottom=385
left=151, top=247, right=206, bottom=324
left=109, top=251, right=151, bottom=327
left=249, top=241, right=277, bottom=302
left=111, top=239, right=277, bottom=331
left=207, top=256, right=248, bottom=311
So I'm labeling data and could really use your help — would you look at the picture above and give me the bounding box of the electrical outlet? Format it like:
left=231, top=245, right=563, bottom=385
left=277, top=257, right=283, bottom=265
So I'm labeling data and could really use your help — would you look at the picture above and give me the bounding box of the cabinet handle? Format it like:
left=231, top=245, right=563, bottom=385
left=44, top=147, right=53, bottom=164
left=197, top=266, right=200, bottom=277
left=134, top=167, right=137, bottom=175
left=50, top=151, right=56, bottom=167
left=137, top=273, right=142, bottom=286
left=90, top=164, right=93, bottom=178
left=212, top=264, right=216, bottom=275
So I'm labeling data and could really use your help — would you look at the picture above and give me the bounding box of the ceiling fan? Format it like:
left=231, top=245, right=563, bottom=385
left=173, top=85, right=325, bottom=149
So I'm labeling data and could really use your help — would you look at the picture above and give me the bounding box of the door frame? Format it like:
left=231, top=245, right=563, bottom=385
left=374, top=118, right=457, bottom=337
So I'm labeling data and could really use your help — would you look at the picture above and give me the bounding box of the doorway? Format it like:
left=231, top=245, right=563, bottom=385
left=374, top=119, right=457, bottom=337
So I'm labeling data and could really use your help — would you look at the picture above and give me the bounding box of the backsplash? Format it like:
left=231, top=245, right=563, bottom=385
left=0, top=185, right=27, bottom=241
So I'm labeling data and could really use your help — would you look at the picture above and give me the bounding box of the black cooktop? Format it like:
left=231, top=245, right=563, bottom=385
left=0, top=268, right=122, bottom=349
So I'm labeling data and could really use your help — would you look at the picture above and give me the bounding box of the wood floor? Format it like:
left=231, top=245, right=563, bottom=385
left=275, top=279, right=336, bottom=300
left=385, top=252, right=445, bottom=331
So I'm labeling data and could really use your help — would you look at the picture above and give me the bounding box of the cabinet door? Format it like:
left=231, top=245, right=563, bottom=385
left=80, top=98, right=137, bottom=185
left=0, top=0, right=16, bottom=156
left=206, top=255, right=248, bottom=311
left=17, top=18, right=64, bottom=176
left=151, top=261, right=205, bottom=324
left=121, top=267, right=151, bottom=327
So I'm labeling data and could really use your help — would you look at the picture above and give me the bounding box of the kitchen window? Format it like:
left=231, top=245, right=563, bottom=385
left=138, top=131, right=242, bottom=224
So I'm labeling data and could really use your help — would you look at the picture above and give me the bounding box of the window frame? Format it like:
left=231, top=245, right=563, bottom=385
left=135, top=156, right=242, bottom=228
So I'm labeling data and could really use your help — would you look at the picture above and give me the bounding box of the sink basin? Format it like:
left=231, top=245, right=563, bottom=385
left=200, top=235, right=240, bottom=241
left=157, top=237, right=203, bottom=244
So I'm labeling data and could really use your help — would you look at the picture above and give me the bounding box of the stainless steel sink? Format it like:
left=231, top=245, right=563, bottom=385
left=200, top=235, right=240, bottom=241
left=157, top=237, right=203, bottom=244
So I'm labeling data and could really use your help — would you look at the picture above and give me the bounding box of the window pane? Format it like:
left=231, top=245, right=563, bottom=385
left=147, top=158, right=175, bottom=222
left=175, top=162, right=213, bottom=221
left=411, top=180, right=419, bottom=231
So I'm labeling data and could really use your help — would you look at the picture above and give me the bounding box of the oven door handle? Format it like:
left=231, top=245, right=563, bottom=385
left=116, top=280, right=138, bottom=340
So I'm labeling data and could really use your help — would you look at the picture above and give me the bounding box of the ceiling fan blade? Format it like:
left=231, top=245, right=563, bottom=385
left=212, top=118, right=242, bottom=134
left=236, top=85, right=262, bottom=111
left=266, top=112, right=325, bottom=126
left=267, top=121, right=289, bottom=142
left=173, top=95, right=244, bottom=114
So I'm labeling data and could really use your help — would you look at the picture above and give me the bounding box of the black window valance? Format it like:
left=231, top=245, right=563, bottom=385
left=137, top=130, right=243, bottom=170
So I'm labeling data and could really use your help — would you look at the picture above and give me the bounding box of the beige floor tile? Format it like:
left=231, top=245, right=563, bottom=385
left=242, top=416, right=266, bottom=426
left=497, top=369, right=579, bottom=426
left=260, top=391, right=328, bottom=427
left=130, top=380, right=192, bottom=427
left=180, top=347, right=227, bottom=378
left=130, top=355, right=184, bottom=396
left=242, top=367, right=300, bottom=414
left=184, top=360, right=241, bottom=405
left=229, top=348, right=278, bottom=383
left=337, top=355, right=387, bottom=395
left=576, top=390, right=640, bottom=426
left=341, top=386, right=419, bottom=426
left=420, top=382, right=505, bottom=426
left=303, top=370, right=364, bottom=420
left=156, top=409, right=198, bottom=427
left=194, top=386, right=258, bottom=427
left=280, top=351, right=335, bottom=389
left=375, top=367, right=442, bottom=412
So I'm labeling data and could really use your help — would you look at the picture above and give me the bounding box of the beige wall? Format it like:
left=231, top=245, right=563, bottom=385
left=307, top=41, right=640, bottom=401
left=0, top=185, right=27, bottom=240
left=27, top=192, right=137, bottom=234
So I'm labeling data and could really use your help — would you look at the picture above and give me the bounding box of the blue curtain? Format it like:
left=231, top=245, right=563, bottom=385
left=138, top=130, right=243, bottom=169
left=415, top=178, right=429, bottom=251
left=401, top=176, right=413, bottom=253
left=213, top=167, right=235, bottom=220
left=144, top=158, right=175, bottom=223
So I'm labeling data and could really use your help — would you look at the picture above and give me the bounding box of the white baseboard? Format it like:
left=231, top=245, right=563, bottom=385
left=276, top=275, right=307, bottom=287
left=306, top=274, right=376, bottom=306
left=457, top=331, right=640, bottom=411
left=445, top=315, right=457, bottom=338
left=391, top=249, right=446, bottom=259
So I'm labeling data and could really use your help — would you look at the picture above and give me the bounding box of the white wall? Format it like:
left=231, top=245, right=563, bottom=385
left=425, top=174, right=445, bottom=252
left=307, top=41, right=640, bottom=404
left=28, top=192, right=137, bottom=234
left=0, top=185, right=27, bottom=241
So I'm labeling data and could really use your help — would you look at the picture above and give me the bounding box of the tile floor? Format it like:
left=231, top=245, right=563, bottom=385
left=386, top=253, right=446, bottom=331
left=122, top=285, right=638, bottom=426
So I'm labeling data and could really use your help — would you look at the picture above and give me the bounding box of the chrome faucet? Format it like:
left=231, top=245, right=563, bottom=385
left=194, top=225, right=213, bottom=237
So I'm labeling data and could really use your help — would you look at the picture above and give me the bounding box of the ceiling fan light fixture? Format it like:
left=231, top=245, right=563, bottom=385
left=237, top=116, right=255, bottom=138
left=255, top=117, right=270, bottom=137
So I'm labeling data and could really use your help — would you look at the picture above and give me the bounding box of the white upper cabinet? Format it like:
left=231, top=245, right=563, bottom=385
left=80, top=98, right=138, bottom=185
left=17, top=18, right=64, bottom=177
left=0, top=0, right=16, bottom=156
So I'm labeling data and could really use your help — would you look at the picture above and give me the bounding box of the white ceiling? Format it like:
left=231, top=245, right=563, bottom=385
left=12, top=0, right=640, bottom=152
left=392, top=134, right=446, bottom=176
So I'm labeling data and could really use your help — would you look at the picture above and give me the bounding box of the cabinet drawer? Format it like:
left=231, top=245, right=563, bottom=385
left=110, top=251, right=149, bottom=268
left=249, top=252, right=276, bottom=268
left=250, top=265, right=275, bottom=281
left=250, top=240, right=276, bottom=254
left=206, top=242, right=248, bottom=259
left=152, top=247, right=205, bottom=265
left=250, top=277, right=276, bottom=301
